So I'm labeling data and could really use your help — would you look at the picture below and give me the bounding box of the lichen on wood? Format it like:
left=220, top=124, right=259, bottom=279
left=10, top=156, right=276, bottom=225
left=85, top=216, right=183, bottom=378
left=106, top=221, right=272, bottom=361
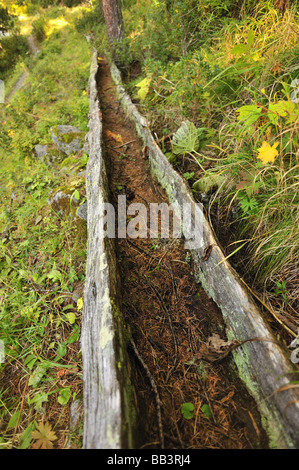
left=81, top=52, right=136, bottom=449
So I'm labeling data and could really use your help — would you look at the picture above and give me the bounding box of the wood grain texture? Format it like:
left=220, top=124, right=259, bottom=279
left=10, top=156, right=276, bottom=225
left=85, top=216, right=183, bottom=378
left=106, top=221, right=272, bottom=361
left=81, top=53, right=135, bottom=449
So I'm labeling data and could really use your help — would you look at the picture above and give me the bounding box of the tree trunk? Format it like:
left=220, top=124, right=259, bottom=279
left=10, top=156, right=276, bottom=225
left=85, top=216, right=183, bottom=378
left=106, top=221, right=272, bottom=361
left=101, top=0, right=124, bottom=44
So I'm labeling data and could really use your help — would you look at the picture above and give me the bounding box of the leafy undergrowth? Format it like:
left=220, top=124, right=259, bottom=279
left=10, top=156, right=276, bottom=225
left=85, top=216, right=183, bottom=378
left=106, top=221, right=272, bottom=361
left=0, top=6, right=91, bottom=449
left=86, top=0, right=299, bottom=339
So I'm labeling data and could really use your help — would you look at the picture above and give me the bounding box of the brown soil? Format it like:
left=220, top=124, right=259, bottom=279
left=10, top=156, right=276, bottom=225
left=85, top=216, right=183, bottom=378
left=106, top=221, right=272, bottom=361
left=153, top=130, right=299, bottom=344
left=96, top=59, right=269, bottom=450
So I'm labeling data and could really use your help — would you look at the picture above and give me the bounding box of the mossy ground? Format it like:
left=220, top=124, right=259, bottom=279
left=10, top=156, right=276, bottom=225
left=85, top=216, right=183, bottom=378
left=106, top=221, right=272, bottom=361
left=0, top=5, right=91, bottom=449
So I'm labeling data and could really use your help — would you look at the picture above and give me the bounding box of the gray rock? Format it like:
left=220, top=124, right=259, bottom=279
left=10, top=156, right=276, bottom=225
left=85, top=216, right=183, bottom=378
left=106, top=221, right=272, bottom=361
left=65, top=398, right=83, bottom=448
left=77, top=201, right=87, bottom=220
left=35, top=144, right=63, bottom=165
left=50, top=125, right=85, bottom=156
left=47, top=190, right=70, bottom=206
left=47, top=190, right=79, bottom=218
left=70, top=398, right=83, bottom=431
left=35, top=144, right=48, bottom=162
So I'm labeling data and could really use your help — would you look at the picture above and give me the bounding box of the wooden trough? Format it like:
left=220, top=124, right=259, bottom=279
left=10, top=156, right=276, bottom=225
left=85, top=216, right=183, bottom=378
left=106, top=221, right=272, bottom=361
left=81, top=52, right=299, bottom=449
left=81, top=53, right=135, bottom=449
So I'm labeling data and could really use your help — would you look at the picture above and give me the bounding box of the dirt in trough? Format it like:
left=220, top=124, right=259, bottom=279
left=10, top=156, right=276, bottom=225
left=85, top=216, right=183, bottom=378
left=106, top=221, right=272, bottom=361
left=96, top=59, right=269, bottom=450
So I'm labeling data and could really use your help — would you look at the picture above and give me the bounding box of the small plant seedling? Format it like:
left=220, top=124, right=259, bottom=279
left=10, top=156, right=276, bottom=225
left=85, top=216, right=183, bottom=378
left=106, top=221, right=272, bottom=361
left=183, top=171, right=194, bottom=181
left=274, top=281, right=289, bottom=305
left=181, top=402, right=194, bottom=419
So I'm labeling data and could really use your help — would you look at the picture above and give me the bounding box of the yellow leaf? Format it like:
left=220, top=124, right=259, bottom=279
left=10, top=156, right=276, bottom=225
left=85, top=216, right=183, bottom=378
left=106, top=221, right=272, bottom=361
left=77, top=298, right=83, bottom=311
left=271, top=62, right=281, bottom=76
left=136, top=77, right=151, bottom=101
left=257, top=141, right=279, bottom=165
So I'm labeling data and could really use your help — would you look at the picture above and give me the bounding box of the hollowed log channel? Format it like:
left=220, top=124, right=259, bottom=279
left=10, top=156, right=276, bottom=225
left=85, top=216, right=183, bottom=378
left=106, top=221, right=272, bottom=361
left=82, top=54, right=299, bottom=449
left=87, top=57, right=271, bottom=450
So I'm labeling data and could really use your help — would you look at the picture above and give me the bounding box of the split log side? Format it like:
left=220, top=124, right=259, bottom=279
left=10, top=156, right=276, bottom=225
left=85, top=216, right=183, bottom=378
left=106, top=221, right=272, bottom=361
left=81, top=53, right=135, bottom=449
left=109, top=61, right=299, bottom=449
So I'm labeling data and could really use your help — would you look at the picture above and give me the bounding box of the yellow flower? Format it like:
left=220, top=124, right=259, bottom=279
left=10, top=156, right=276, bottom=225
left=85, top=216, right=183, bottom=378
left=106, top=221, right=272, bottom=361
left=257, top=141, right=279, bottom=164
left=77, top=297, right=84, bottom=311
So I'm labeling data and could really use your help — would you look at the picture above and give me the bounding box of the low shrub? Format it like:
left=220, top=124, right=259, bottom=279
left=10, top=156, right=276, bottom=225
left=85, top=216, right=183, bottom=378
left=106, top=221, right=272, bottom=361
left=0, top=34, right=29, bottom=77
left=32, top=15, right=47, bottom=42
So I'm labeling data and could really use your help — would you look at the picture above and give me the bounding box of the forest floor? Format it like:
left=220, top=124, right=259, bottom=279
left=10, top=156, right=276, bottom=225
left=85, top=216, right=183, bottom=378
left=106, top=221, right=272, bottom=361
left=96, top=59, right=269, bottom=449
left=1, top=1, right=297, bottom=449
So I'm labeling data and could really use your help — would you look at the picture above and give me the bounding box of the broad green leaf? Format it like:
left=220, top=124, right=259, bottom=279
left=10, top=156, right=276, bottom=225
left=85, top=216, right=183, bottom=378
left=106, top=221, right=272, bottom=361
left=268, top=100, right=295, bottom=124
left=19, top=422, right=36, bottom=449
left=172, top=121, right=199, bottom=155
left=18, top=269, right=29, bottom=279
left=57, top=343, right=67, bottom=357
left=7, top=410, right=21, bottom=429
left=66, top=325, right=80, bottom=344
left=28, top=364, right=48, bottom=388
left=201, top=403, right=212, bottom=419
left=24, top=354, right=38, bottom=370
left=181, top=402, right=194, bottom=419
left=58, top=387, right=71, bottom=405
left=66, top=311, right=76, bottom=324
left=73, top=189, right=80, bottom=201
left=183, top=171, right=194, bottom=180
left=231, top=43, right=249, bottom=56
left=236, top=105, right=262, bottom=126
left=47, top=269, right=62, bottom=282
left=62, top=304, right=75, bottom=311
left=239, top=196, right=258, bottom=214
left=28, top=392, right=49, bottom=410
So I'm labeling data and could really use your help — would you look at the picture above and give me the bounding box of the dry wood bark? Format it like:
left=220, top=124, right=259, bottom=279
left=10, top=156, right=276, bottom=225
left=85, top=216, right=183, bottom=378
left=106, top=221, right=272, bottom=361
left=102, top=0, right=125, bottom=44
left=81, top=52, right=135, bottom=449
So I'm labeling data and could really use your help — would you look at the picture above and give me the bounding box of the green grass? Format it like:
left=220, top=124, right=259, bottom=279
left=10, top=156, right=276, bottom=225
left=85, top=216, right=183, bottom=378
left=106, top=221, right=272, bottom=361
left=0, top=6, right=91, bottom=449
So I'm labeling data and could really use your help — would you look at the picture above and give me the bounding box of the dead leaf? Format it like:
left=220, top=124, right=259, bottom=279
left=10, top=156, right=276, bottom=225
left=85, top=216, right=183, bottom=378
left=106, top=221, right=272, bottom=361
left=220, top=390, right=235, bottom=403
left=198, top=334, right=241, bottom=362
left=236, top=180, right=250, bottom=190
left=105, top=129, right=124, bottom=145
left=31, top=421, right=58, bottom=449
left=56, top=369, right=66, bottom=378
left=271, top=62, right=281, bottom=76
left=274, top=0, right=289, bottom=14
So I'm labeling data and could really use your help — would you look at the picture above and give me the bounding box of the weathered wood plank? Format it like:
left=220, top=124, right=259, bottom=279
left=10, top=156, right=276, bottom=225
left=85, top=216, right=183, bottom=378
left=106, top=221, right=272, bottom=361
left=81, top=53, right=135, bottom=449
left=109, top=60, right=299, bottom=449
